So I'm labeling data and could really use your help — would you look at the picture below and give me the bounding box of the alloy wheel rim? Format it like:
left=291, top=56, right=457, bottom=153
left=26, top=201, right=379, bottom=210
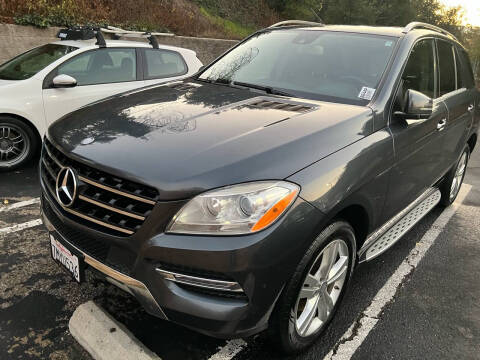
left=0, top=124, right=29, bottom=167
left=294, top=239, right=349, bottom=337
left=450, top=152, right=467, bottom=201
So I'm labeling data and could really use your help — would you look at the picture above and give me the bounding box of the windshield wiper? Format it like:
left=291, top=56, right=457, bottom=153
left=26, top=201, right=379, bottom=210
left=232, top=81, right=294, bottom=97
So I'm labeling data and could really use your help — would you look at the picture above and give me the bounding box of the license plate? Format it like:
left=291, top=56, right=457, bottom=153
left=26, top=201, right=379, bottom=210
left=50, top=233, right=84, bottom=283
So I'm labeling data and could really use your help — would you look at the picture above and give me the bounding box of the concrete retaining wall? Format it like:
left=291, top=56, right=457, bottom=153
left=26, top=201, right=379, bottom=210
left=0, top=23, right=238, bottom=65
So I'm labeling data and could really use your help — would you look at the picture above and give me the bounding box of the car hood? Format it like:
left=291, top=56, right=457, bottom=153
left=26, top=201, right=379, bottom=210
left=48, top=81, right=373, bottom=200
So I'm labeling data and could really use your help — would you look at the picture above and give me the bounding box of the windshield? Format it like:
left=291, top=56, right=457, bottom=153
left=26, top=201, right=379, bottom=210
left=0, top=44, right=78, bottom=80
left=199, top=30, right=397, bottom=104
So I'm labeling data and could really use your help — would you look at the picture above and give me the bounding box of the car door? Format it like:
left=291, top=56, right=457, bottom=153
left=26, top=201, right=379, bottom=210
left=42, top=48, right=142, bottom=125
left=437, top=40, right=476, bottom=170
left=384, top=38, right=448, bottom=220
left=141, top=48, right=190, bottom=87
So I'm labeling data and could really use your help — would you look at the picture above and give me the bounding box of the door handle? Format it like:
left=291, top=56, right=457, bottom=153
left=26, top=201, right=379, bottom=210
left=468, top=104, right=474, bottom=112
left=437, top=118, right=446, bottom=131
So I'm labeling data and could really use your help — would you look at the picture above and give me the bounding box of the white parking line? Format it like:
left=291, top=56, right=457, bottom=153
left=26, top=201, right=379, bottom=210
left=208, top=339, right=247, bottom=360
left=0, top=219, right=43, bottom=235
left=0, top=197, right=40, bottom=212
left=324, top=184, right=472, bottom=360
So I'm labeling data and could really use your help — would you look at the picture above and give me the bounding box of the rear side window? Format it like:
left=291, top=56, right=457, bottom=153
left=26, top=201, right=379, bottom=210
left=437, top=40, right=456, bottom=96
left=144, top=49, right=187, bottom=79
left=456, top=47, right=475, bottom=89
left=57, top=48, right=137, bottom=86
left=402, top=39, right=436, bottom=98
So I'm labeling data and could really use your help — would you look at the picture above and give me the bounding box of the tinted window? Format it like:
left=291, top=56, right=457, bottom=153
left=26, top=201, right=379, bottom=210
left=437, top=40, right=456, bottom=96
left=144, top=49, right=187, bottom=79
left=199, top=30, right=397, bottom=104
left=402, top=39, right=435, bottom=98
left=57, top=48, right=136, bottom=86
left=456, top=47, right=475, bottom=88
left=0, top=44, right=77, bottom=80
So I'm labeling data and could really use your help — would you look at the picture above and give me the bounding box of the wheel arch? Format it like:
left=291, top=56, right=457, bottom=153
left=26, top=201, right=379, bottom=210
left=333, top=204, right=370, bottom=252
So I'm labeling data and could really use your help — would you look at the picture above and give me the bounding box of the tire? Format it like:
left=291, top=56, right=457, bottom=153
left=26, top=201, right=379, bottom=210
left=0, top=116, right=38, bottom=172
left=439, top=145, right=470, bottom=207
left=269, top=221, right=356, bottom=354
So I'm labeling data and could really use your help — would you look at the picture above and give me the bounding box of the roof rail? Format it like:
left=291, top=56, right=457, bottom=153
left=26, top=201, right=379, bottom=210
left=402, top=22, right=458, bottom=41
left=268, top=20, right=325, bottom=29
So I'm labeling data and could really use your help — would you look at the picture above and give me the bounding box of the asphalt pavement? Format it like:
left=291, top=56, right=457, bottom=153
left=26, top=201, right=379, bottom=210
left=0, top=148, right=479, bottom=360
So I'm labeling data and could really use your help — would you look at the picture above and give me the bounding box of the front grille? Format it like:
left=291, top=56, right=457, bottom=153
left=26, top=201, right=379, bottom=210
left=41, top=139, right=159, bottom=236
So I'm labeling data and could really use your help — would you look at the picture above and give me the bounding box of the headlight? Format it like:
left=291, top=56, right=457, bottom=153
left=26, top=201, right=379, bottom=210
left=166, top=181, right=300, bottom=235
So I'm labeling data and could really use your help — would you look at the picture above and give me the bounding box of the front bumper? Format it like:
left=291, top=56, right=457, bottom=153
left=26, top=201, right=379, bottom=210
left=41, top=187, right=323, bottom=338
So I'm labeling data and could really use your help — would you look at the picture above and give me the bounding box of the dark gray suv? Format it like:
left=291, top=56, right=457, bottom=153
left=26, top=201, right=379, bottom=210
left=41, top=21, right=478, bottom=353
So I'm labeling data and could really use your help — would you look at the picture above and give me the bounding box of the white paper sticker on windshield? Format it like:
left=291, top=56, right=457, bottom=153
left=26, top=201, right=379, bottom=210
left=358, top=87, right=376, bottom=100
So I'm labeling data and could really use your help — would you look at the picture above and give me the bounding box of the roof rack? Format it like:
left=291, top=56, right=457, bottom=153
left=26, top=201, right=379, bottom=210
left=100, top=26, right=174, bottom=49
left=402, top=22, right=458, bottom=41
left=269, top=20, right=325, bottom=29
left=57, top=26, right=106, bottom=47
left=57, top=25, right=174, bottom=49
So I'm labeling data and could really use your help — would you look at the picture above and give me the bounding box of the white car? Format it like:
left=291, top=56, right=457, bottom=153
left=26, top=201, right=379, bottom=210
left=0, top=29, right=203, bottom=170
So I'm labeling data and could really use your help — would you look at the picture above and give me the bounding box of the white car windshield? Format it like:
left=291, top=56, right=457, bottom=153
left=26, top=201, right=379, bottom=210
left=199, top=29, right=398, bottom=104
left=0, top=44, right=77, bottom=80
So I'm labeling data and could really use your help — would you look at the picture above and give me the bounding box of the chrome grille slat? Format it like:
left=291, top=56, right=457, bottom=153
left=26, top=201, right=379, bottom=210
left=41, top=139, right=158, bottom=236
left=78, top=194, right=146, bottom=221
left=62, top=206, right=134, bottom=235
left=78, top=176, right=156, bottom=205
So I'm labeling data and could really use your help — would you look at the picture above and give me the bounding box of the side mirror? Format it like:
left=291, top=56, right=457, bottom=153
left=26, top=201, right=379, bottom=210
left=52, top=74, right=77, bottom=88
left=394, top=89, right=433, bottom=120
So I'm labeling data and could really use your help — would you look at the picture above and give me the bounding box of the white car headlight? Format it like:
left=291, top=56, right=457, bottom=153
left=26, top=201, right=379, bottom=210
left=166, top=181, right=300, bottom=235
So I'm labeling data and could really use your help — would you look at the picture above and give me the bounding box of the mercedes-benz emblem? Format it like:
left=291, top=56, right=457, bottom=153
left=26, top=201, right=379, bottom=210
left=55, top=167, right=77, bottom=208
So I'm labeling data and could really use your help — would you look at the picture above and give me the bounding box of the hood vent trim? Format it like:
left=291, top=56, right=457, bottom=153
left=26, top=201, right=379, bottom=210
left=168, top=83, right=199, bottom=92
left=242, top=99, right=316, bottom=113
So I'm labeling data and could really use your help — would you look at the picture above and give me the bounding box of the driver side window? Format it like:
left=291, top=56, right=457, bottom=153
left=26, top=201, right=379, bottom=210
left=402, top=39, right=436, bottom=99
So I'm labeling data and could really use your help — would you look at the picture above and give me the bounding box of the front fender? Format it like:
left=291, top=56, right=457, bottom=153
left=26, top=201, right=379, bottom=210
left=288, top=129, right=394, bottom=233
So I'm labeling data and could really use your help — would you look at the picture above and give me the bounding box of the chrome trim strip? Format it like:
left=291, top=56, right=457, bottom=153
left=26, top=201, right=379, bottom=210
left=156, top=268, right=244, bottom=293
left=62, top=206, right=134, bottom=235
left=78, top=176, right=156, bottom=205
left=78, top=195, right=146, bottom=221
left=358, top=187, right=438, bottom=257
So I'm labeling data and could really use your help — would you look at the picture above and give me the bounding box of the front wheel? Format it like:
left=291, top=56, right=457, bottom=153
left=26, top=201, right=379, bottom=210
left=269, top=221, right=356, bottom=354
left=0, top=117, right=38, bottom=171
left=439, top=146, right=470, bottom=207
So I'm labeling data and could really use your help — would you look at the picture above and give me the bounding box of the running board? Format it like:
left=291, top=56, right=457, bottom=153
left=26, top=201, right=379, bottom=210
left=359, top=188, right=441, bottom=262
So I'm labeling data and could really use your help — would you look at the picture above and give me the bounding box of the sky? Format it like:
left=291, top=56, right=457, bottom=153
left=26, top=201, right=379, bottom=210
left=439, top=0, right=480, bottom=26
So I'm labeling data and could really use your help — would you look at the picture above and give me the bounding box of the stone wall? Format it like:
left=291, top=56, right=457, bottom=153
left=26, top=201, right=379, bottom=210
left=0, top=23, right=238, bottom=65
